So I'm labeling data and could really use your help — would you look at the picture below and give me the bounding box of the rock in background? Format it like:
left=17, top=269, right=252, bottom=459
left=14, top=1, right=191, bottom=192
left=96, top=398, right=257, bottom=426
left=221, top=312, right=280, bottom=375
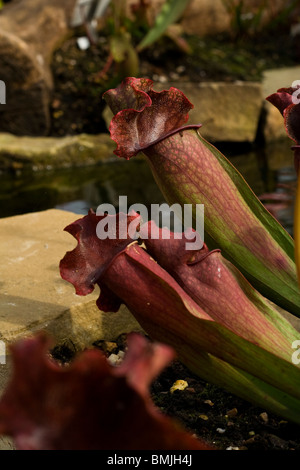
left=155, top=81, right=263, bottom=143
left=0, top=0, right=78, bottom=136
left=0, top=132, right=116, bottom=171
left=125, top=0, right=291, bottom=37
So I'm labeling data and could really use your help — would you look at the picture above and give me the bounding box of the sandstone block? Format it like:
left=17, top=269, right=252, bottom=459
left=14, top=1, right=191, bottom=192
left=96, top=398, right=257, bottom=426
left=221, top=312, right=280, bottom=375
left=0, top=132, right=116, bottom=171
left=0, top=0, right=78, bottom=135
left=155, top=81, right=263, bottom=143
left=0, top=208, right=142, bottom=355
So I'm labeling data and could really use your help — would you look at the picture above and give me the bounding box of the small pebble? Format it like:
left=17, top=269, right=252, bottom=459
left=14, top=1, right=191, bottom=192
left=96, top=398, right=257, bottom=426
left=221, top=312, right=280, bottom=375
left=52, top=99, right=61, bottom=109
left=244, top=437, right=256, bottom=446
left=226, top=407, right=238, bottom=418
left=107, top=350, right=125, bottom=366
left=77, top=36, right=90, bottom=50
left=158, top=75, right=168, bottom=84
left=216, top=428, right=226, bottom=434
left=259, top=412, right=269, bottom=424
left=53, top=110, right=64, bottom=119
left=170, top=380, right=188, bottom=393
left=102, top=341, right=118, bottom=354
left=199, top=414, right=209, bottom=421
left=204, top=399, right=214, bottom=406
left=169, top=72, right=180, bottom=80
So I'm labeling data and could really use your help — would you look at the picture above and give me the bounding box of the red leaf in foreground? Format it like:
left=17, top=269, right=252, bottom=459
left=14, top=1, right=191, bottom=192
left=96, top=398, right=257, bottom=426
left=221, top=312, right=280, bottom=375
left=0, top=333, right=213, bottom=450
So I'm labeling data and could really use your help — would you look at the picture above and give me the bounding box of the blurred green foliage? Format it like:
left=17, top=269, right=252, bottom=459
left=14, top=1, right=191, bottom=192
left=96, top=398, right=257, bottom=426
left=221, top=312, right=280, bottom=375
left=100, top=0, right=192, bottom=80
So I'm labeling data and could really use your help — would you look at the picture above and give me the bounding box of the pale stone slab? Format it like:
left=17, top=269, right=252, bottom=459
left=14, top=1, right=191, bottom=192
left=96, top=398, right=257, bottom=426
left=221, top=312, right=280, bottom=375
left=0, top=436, right=14, bottom=450
left=0, top=209, right=142, bottom=349
left=0, top=132, right=116, bottom=171
left=155, top=81, right=263, bottom=143
left=262, top=66, right=300, bottom=97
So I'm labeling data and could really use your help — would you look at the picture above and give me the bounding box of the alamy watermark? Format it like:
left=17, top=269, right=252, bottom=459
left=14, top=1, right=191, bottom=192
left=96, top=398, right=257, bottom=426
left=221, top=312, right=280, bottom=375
left=96, top=196, right=204, bottom=250
left=292, top=80, right=300, bottom=105
left=0, top=80, right=6, bottom=105
left=292, top=340, right=300, bottom=365
left=0, top=340, right=6, bottom=365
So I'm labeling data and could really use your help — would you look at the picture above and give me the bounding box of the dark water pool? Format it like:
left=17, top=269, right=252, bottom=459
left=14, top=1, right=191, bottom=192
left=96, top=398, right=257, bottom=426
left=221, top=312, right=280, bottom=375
left=0, top=140, right=296, bottom=235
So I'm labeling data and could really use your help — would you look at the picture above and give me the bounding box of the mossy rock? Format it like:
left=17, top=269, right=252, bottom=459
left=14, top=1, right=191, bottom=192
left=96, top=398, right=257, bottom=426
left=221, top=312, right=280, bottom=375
left=0, top=133, right=116, bottom=171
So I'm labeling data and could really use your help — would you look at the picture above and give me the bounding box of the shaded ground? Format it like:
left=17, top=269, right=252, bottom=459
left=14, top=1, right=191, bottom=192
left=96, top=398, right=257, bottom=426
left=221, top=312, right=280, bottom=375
left=52, top=333, right=300, bottom=451
left=151, top=358, right=300, bottom=451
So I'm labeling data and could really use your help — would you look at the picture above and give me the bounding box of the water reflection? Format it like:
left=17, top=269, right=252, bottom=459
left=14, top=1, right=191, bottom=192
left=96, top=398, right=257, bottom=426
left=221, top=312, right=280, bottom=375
left=255, top=139, right=296, bottom=237
left=0, top=156, right=164, bottom=219
left=259, top=167, right=296, bottom=237
left=0, top=141, right=296, bottom=235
